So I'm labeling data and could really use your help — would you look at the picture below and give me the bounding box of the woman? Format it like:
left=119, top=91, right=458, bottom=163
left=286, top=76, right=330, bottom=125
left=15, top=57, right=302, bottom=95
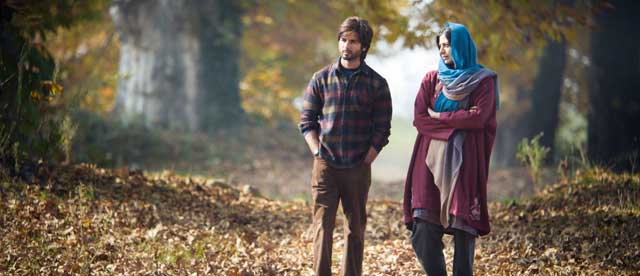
left=403, top=22, right=499, bottom=276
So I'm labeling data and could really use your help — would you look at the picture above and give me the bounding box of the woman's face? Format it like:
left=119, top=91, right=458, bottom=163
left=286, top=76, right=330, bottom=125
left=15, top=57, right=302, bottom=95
left=438, top=34, right=453, bottom=67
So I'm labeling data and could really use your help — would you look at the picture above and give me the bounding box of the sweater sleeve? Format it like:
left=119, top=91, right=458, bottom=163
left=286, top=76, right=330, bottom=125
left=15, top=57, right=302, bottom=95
left=370, top=79, right=392, bottom=152
left=437, top=77, right=496, bottom=130
left=413, top=72, right=455, bottom=140
left=298, top=74, right=322, bottom=136
left=403, top=139, right=416, bottom=224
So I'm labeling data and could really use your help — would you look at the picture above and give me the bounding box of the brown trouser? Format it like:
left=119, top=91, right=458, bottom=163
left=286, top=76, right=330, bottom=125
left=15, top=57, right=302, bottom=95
left=311, top=157, right=371, bottom=276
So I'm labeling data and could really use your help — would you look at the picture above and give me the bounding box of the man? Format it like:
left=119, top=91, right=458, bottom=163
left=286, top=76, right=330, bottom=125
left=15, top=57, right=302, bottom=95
left=298, top=16, right=392, bottom=276
left=403, top=22, right=499, bottom=276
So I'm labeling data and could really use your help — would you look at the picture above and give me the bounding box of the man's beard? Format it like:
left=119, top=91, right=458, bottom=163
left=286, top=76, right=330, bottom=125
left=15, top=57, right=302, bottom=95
left=342, top=50, right=361, bottom=61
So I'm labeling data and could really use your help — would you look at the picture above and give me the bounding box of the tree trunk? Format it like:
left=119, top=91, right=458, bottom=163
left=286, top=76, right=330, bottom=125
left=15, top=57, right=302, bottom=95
left=527, top=38, right=567, bottom=163
left=110, top=0, right=243, bottom=132
left=195, top=1, right=244, bottom=131
left=493, top=39, right=567, bottom=167
left=588, top=0, right=640, bottom=171
left=493, top=84, right=530, bottom=167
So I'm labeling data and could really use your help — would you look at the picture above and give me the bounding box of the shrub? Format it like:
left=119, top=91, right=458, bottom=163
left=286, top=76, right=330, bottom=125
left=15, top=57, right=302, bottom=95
left=516, top=132, right=550, bottom=189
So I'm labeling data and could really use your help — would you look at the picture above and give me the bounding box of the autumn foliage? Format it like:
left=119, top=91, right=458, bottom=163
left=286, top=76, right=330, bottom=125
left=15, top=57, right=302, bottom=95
left=1, top=162, right=638, bottom=275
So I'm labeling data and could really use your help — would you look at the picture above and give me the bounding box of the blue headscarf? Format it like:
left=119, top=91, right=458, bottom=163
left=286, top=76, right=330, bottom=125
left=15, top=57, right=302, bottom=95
left=437, top=22, right=500, bottom=110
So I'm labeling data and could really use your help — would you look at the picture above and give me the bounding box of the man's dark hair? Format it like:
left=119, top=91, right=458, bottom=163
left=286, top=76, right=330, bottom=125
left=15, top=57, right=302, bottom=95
left=436, top=27, right=452, bottom=49
left=338, top=16, right=373, bottom=60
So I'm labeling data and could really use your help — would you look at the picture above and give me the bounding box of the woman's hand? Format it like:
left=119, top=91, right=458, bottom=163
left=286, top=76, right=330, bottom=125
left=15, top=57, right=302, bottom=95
left=427, top=108, right=440, bottom=119
left=429, top=106, right=478, bottom=119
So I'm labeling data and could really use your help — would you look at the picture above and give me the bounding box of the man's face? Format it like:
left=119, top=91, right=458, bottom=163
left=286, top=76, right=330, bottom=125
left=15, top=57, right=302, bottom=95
left=439, top=34, right=453, bottom=67
left=339, top=31, right=363, bottom=61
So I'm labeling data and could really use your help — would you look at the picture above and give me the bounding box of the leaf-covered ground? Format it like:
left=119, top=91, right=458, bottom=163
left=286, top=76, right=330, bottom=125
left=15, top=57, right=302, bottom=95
left=1, top=164, right=638, bottom=275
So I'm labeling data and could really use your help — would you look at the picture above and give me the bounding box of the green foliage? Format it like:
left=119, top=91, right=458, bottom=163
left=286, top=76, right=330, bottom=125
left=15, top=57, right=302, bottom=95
left=69, top=109, right=254, bottom=173
left=59, top=114, right=77, bottom=163
left=555, top=102, right=587, bottom=160
left=0, top=22, right=63, bottom=162
left=555, top=142, right=594, bottom=185
left=0, top=0, right=110, bottom=164
left=77, top=182, right=95, bottom=200
left=70, top=110, right=173, bottom=168
left=517, top=132, right=550, bottom=187
left=499, top=196, right=520, bottom=207
left=39, top=189, right=50, bottom=201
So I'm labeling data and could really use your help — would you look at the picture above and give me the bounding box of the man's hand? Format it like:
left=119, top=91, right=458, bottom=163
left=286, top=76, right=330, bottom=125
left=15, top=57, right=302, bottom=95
left=304, top=130, right=320, bottom=157
left=363, top=147, right=378, bottom=165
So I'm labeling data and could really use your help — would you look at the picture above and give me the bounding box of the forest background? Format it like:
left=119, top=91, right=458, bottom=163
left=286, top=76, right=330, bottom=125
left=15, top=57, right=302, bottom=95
left=1, top=0, right=639, bottom=274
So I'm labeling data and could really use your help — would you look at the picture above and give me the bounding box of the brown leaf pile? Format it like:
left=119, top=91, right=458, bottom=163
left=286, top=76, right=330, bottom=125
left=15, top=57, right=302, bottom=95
left=478, top=168, right=640, bottom=275
left=0, top=164, right=638, bottom=275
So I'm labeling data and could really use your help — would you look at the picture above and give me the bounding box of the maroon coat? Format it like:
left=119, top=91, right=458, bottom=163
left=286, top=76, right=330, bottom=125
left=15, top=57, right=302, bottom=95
left=403, top=70, right=497, bottom=236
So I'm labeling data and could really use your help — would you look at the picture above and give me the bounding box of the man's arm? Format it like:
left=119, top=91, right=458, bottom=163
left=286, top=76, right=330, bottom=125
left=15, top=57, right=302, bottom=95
left=299, top=74, right=322, bottom=156
left=366, top=80, right=392, bottom=164
left=304, top=130, right=320, bottom=156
